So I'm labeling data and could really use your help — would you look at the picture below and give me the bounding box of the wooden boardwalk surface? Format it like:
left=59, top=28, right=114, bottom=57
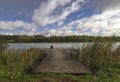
left=34, top=48, right=89, bottom=74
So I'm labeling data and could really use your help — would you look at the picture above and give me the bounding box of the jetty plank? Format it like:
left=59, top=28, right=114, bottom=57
left=34, top=48, right=89, bottom=74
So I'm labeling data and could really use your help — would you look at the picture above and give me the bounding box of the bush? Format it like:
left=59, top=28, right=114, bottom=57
left=0, top=48, right=45, bottom=80
left=72, top=42, right=115, bottom=74
left=0, top=36, right=7, bottom=53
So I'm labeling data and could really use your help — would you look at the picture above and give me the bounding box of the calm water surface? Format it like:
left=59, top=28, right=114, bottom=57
left=8, top=43, right=86, bottom=50
left=8, top=43, right=120, bottom=50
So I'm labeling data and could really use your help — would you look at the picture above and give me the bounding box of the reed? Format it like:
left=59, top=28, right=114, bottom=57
left=0, top=48, right=45, bottom=80
left=72, top=42, right=120, bottom=75
left=1, top=41, right=120, bottom=81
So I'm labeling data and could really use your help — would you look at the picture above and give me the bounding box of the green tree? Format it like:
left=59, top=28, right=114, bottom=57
left=0, top=36, right=7, bottom=54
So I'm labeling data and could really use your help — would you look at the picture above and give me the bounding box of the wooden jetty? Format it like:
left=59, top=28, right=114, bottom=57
left=34, top=48, right=89, bottom=74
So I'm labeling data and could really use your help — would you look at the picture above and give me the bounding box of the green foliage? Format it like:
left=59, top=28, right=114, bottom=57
left=0, top=48, right=45, bottom=80
left=72, top=42, right=120, bottom=74
left=1, top=35, right=120, bottom=43
left=71, top=42, right=120, bottom=81
left=0, top=35, right=120, bottom=81
left=0, top=36, right=7, bottom=53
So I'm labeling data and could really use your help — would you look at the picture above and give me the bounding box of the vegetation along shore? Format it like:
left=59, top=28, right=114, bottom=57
left=0, top=36, right=120, bottom=81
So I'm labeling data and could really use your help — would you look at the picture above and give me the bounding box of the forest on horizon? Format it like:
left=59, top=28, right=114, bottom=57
left=0, top=35, right=120, bottom=43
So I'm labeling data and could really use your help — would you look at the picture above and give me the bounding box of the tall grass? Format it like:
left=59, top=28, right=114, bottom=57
left=72, top=42, right=120, bottom=75
left=0, top=48, right=45, bottom=80
left=1, top=41, right=120, bottom=81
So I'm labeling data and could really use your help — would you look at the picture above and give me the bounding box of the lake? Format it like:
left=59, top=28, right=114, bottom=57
left=8, top=43, right=120, bottom=50
left=8, top=43, right=85, bottom=50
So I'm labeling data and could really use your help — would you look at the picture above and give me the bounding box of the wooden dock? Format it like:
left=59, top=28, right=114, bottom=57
left=34, top=48, right=89, bottom=74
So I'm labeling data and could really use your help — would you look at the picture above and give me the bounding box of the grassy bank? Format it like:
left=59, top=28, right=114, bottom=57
left=0, top=46, right=92, bottom=82
left=1, top=35, right=120, bottom=43
left=0, top=48, right=46, bottom=81
left=1, top=42, right=120, bottom=82
left=71, top=42, right=120, bottom=81
left=0, top=47, right=98, bottom=82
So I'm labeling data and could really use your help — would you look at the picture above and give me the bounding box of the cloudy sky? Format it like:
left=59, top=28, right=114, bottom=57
left=0, top=0, right=120, bottom=36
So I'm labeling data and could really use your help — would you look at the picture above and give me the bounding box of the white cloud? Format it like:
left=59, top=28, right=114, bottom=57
left=32, top=0, right=84, bottom=26
left=89, top=0, right=120, bottom=12
left=38, top=8, right=120, bottom=36
left=57, top=21, right=64, bottom=26
left=0, top=0, right=85, bottom=35
left=0, top=31, right=14, bottom=35
left=0, top=20, right=37, bottom=34
left=0, top=20, right=26, bottom=30
left=42, top=28, right=79, bottom=37
left=61, top=9, right=120, bottom=36
left=0, top=0, right=120, bottom=36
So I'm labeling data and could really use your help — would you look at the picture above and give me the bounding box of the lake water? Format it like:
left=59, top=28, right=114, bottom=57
left=8, top=43, right=86, bottom=50
left=8, top=43, right=120, bottom=50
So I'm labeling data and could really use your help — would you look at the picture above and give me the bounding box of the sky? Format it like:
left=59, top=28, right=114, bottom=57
left=0, top=0, right=120, bottom=36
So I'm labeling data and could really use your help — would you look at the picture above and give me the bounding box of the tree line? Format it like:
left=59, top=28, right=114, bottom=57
left=0, top=35, right=120, bottom=43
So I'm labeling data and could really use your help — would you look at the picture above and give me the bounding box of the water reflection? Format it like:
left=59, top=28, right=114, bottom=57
left=8, top=42, right=120, bottom=50
left=8, top=43, right=85, bottom=50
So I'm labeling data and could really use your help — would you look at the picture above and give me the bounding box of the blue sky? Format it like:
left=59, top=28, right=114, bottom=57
left=0, top=0, right=120, bottom=36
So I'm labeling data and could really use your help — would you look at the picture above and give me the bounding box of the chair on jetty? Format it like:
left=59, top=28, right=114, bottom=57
left=50, top=45, right=53, bottom=49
